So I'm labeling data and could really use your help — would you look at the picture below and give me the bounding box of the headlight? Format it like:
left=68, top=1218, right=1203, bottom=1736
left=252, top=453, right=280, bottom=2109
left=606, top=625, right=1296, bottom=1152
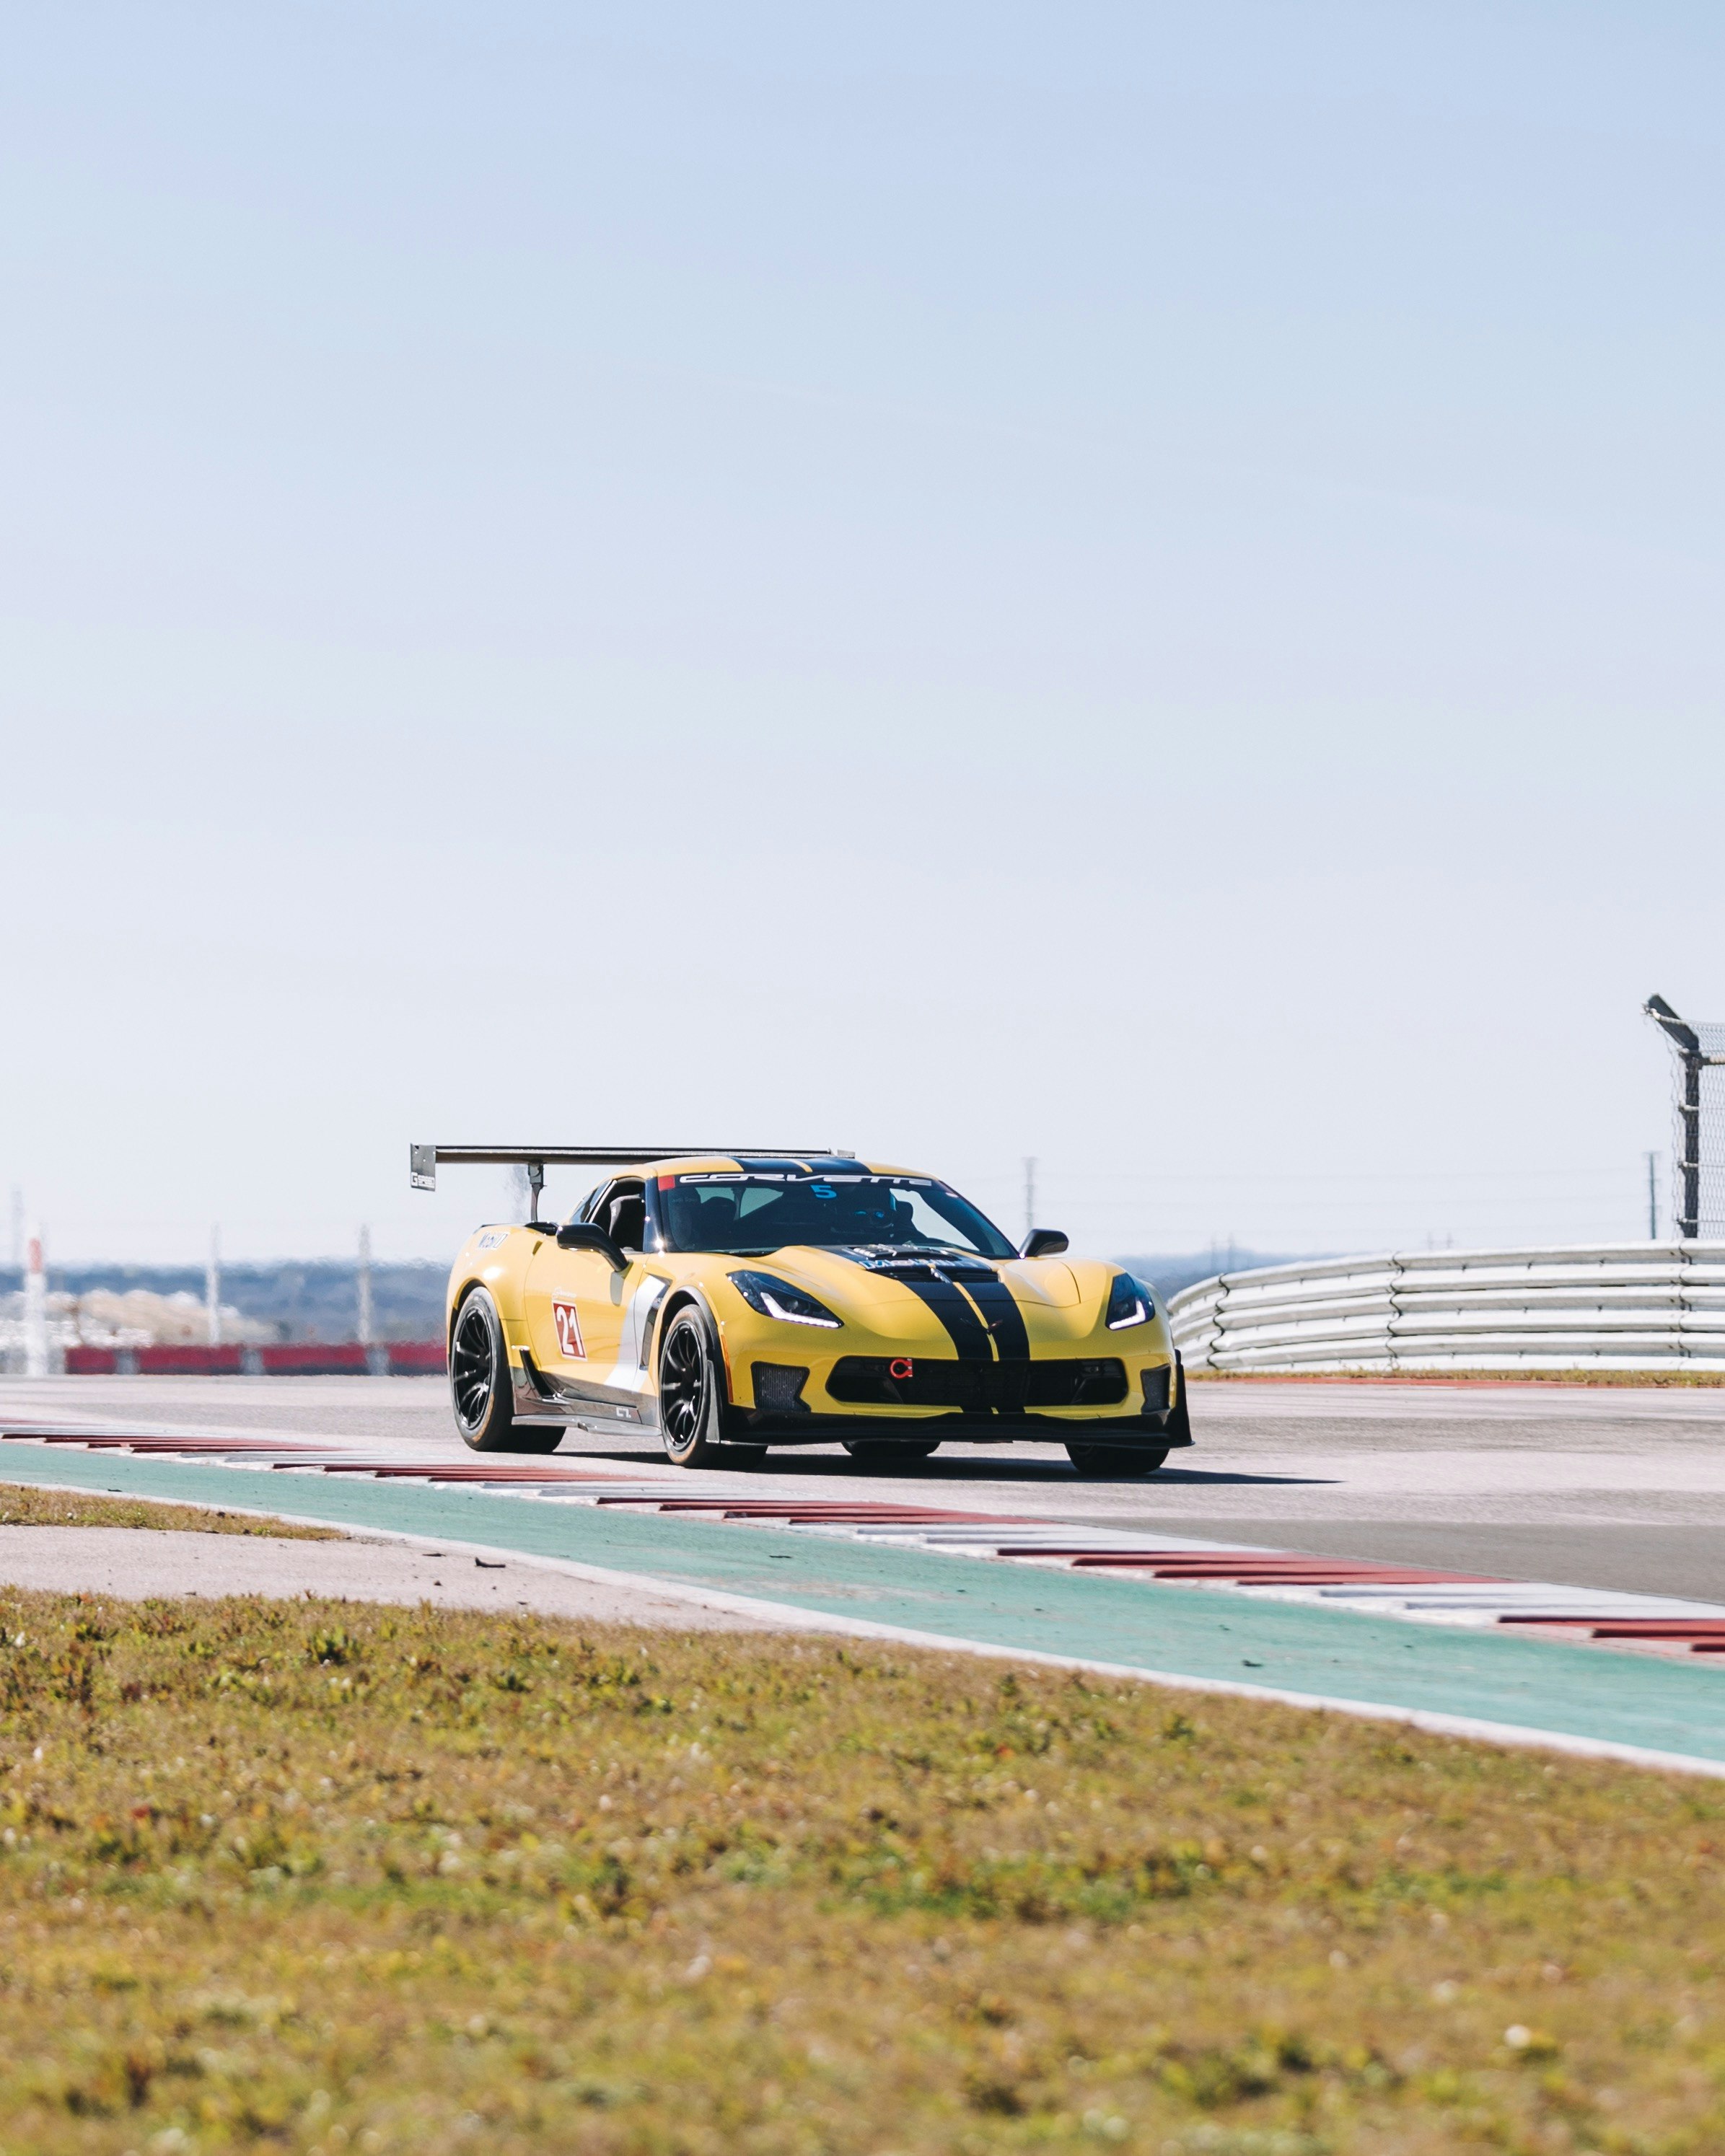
left=728, top=1270, right=843, bottom=1329
left=1105, top=1272, right=1154, bottom=1329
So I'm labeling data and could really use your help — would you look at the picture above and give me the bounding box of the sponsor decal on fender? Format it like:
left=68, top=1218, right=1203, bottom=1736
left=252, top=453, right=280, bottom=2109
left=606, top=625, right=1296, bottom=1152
left=553, top=1299, right=586, bottom=1360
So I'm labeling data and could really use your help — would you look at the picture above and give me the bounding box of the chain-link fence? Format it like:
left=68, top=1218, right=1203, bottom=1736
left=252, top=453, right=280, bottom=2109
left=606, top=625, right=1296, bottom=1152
left=1646, top=996, right=1725, bottom=1238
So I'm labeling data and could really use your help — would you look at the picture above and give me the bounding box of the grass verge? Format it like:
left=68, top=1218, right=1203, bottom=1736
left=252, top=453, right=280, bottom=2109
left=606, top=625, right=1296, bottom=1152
left=0, top=1591, right=1719, bottom=2155
left=0, top=1485, right=338, bottom=1538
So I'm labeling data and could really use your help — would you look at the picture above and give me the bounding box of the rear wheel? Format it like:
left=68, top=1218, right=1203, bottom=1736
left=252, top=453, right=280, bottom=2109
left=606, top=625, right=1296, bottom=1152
left=450, top=1288, right=564, bottom=1453
left=843, top=1438, right=941, bottom=1468
left=658, top=1307, right=727, bottom=1467
left=1065, top=1442, right=1168, bottom=1477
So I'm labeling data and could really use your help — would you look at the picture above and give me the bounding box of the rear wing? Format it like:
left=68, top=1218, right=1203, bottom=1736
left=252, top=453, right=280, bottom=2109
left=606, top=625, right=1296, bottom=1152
left=409, top=1143, right=843, bottom=1226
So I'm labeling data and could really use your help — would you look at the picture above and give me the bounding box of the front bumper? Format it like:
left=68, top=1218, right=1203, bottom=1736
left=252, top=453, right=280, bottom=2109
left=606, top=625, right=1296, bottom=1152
left=729, top=1354, right=1189, bottom=1446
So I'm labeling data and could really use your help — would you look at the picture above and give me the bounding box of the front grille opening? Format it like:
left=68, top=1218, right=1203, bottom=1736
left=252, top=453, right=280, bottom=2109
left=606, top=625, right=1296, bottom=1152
left=1141, top=1365, right=1171, bottom=1412
left=826, top=1357, right=1128, bottom=1412
left=752, top=1363, right=810, bottom=1415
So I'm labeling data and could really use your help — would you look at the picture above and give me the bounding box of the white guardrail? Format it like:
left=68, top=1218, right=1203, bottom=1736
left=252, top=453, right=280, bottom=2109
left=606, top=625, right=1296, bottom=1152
left=1165, top=1243, right=1725, bottom=1373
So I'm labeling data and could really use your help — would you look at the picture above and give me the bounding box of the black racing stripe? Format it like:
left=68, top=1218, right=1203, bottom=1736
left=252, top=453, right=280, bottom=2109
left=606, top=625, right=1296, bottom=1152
left=959, top=1274, right=1031, bottom=1361
left=885, top=1273, right=995, bottom=1362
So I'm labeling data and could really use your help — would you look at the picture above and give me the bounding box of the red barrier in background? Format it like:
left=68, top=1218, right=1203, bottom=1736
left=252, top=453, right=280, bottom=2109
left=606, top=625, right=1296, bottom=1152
left=138, top=1345, right=247, bottom=1376
left=260, top=1343, right=369, bottom=1375
left=382, top=1340, right=446, bottom=1373
left=58, top=1343, right=446, bottom=1377
left=64, top=1347, right=120, bottom=1375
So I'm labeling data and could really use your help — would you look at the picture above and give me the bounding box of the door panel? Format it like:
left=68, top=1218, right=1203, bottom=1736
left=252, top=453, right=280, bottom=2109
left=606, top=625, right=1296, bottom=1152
left=522, top=1243, right=626, bottom=1403
left=522, top=1243, right=670, bottom=1420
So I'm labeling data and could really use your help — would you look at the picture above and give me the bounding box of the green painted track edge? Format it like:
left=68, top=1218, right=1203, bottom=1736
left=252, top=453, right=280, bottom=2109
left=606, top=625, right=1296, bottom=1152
left=4, top=1446, right=1725, bottom=1769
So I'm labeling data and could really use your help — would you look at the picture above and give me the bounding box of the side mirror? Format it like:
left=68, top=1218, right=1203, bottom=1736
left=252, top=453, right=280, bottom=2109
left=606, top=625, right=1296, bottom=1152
left=1020, top=1228, right=1069, bottom=1258
left=553, top=1222, right=628, bottom=1270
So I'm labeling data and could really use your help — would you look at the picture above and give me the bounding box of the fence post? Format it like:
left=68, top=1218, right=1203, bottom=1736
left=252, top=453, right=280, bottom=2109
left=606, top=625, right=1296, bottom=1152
left=1646, top=995, right=1719, bottom=1240
left=1681, top=1050, right=1703, bottom=1239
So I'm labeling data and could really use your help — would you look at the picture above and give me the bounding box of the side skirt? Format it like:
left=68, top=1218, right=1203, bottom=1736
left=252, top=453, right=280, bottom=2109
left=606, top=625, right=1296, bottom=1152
left=512, top=1352, right=659, bottom=1433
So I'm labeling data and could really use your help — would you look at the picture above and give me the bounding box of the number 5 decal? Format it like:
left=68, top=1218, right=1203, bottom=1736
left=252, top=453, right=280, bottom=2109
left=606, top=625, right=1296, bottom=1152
left=553, top=1299, right=586, bottom=1360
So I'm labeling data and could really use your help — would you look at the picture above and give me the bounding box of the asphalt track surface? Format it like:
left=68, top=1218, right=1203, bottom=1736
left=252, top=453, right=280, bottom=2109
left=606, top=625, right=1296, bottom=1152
left=6, top=1372, right=1724, bottom=1603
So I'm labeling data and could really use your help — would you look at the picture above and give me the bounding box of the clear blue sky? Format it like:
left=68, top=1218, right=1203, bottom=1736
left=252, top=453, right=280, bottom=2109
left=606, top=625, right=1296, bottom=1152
left=3, top=3, right=1721, bottom=1264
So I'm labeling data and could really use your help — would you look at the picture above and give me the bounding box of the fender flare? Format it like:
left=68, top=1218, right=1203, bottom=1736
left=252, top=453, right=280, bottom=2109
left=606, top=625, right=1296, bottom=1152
left=653, top=1284, right=741, bottom=1430
left=447, top=1278, right=489, bottom=1355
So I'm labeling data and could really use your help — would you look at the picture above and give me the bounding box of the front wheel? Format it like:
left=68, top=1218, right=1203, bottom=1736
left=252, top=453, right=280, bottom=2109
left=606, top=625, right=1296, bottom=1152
left=1065, top=1442, right=1168, bottom=1477
left=658, top=1307, right=728, bottom=1467
left=449, top=1288, right=564, bottom=1453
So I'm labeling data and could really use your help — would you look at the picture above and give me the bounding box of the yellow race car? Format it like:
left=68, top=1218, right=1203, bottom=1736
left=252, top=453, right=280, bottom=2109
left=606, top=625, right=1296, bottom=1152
left=411, top=1145, right=1190, bottom=1474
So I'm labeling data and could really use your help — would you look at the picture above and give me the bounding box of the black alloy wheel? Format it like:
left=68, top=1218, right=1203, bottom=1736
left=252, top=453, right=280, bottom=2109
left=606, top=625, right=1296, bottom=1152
left=658, top=1307, right=727, bottom=1467
left=449, top=1287, right=563, bottom=1453
left=1064, top=1441, right=1168, bottom=1477
left=842, top=1439, right=941, bottom=1469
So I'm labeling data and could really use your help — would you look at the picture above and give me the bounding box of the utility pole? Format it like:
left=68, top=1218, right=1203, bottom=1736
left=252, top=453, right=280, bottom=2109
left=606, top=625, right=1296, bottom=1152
left=1023, top=1158, right=1036, bottom=1240
left=356, top=1224, right=374, bottom=1348
left=1646, top=1150, right=1659, bottom=1241
left=206, top=1226, right=222, bottom=1347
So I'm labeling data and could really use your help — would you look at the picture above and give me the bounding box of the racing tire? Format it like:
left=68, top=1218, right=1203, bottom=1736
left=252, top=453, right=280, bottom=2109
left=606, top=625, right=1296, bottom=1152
left=449, top=1288, right=564, bottom=1454
left=658, top=1306, right=728, bottom=1468
left=842, top=1439, right=941, bottom=1468
left=1064, top=1442, right=1169, bottom=1477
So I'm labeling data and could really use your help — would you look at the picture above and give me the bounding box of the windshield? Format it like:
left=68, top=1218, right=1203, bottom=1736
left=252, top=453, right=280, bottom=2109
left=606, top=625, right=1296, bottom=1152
left=658, top=1171, right=1017, bottom=1259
